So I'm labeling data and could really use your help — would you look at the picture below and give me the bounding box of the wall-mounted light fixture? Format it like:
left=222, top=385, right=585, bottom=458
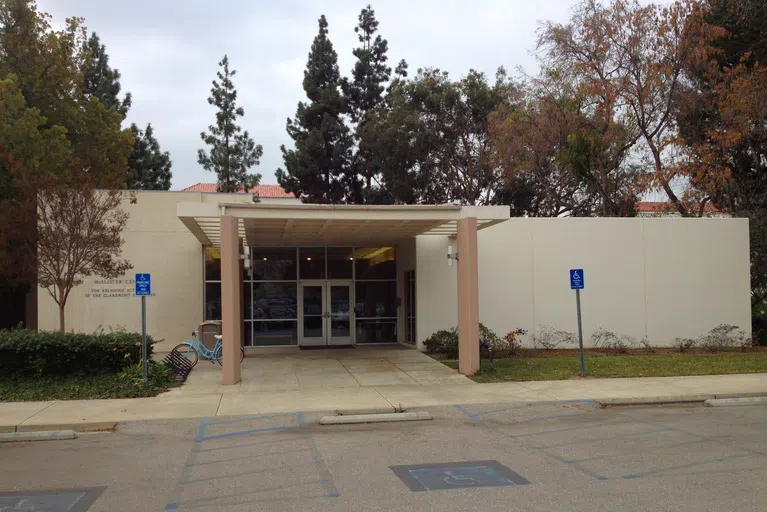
left=241, top=246, right=252, bottom=277
left=447, top=245, right=458, bottom=266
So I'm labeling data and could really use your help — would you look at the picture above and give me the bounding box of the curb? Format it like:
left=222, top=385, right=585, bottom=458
left=333, top=406, right=398, bottom=415
left=0, top=430, right=77, bottom=442
left=320, top=411, right=433, bottom=425
left=704, top=396, right=767, bottom=407
left=0, top=422, right=117, bottom=434
left=597, top=392, right=767, bottom=407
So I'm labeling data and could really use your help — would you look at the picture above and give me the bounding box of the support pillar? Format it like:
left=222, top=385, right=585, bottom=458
left=220, top=215, right=242, bottom=385
left=457, top=217, right=480, bottom=375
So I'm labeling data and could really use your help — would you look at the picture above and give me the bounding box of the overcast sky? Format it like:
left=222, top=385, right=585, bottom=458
left=38, top=1, right=582, bottom=190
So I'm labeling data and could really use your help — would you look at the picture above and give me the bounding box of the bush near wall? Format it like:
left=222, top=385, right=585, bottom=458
left=0, top=330, right=153, bottom=377
left=424, top=324, right=510, bottom=357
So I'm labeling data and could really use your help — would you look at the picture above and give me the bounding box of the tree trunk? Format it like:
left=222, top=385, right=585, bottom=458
left=58, top=302, right=65, bottom=332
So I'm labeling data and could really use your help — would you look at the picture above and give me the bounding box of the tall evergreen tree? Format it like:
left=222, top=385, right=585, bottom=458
left=126, top=123, right=172, bottom=190
left=276, top=15, right=352, bottom=203
left=198, top=55, right=262, bottom=193
left=344, top=5, right=395, bottom=203
left=82, top=32, right=131, bottom=117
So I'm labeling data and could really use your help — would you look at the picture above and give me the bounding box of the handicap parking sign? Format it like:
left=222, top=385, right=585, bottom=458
left=135, top=273, right=151, bottom=296
left=570, top=269, right=584, bottom=290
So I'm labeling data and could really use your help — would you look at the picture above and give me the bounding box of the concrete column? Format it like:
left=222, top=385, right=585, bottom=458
left=457, top=217, right=480, bottom=375
left=220, top=215, right=242, bottom=385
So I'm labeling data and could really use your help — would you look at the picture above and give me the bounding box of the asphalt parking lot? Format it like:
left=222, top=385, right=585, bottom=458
left=1, top=401, right=765, bottom=511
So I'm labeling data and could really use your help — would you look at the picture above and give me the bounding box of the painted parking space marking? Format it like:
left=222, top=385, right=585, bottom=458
left=0, top=487, right=105, bottom=512
left=390, top=460, right=530, bottom=492
left=165, top=412, right=339, bottom=510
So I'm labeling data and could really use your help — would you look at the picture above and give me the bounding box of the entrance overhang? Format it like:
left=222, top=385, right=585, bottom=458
left=177, top=202, right=509, bottom=247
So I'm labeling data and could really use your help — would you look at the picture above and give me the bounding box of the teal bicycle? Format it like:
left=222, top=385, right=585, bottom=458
left=171, top=329, right=245, bottom=367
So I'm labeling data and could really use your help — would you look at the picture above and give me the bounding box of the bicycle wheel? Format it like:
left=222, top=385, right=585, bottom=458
left=171, top=343, right=199, bottom=367
left=214, top=345, right=223, bottom=366
left=214, top=346, right=245, bottom=365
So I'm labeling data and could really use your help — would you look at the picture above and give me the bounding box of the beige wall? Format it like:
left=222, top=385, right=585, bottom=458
left=38, top=192, right=752, bottom=353
left=37, top=191, right=251, bottom=351
left=415, top=217, right=752, bottom=349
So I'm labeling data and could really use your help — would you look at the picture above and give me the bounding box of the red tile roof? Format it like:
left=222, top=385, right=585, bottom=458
left=181, top=183, right=294, bottom=198
left=636, top=201, right=720, bottom=213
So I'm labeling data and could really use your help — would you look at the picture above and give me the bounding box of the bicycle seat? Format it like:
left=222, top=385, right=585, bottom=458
left=214, top=335, right=223, bottom=340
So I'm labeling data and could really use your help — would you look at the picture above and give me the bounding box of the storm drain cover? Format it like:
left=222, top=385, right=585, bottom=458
left=0, top=486, right=105, bottom=511
left=390, top=460, right=530, bottom=492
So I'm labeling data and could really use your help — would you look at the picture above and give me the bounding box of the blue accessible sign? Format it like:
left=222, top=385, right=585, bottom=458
left=570, top=269, right=584, bottom=290
left=135, top=273, right=151, bottom=296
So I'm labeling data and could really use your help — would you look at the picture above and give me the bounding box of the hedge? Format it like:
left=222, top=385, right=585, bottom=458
left=0, top=329, right=154, bottom=377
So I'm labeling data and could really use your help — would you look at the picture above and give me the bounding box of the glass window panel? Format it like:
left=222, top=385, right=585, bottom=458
left=327, top=247, right=353, bottom=278
left=331, top=318, right=350, bottom=337
left=244, top=321, right=253, bottom=347
left=356, top=319, right=397, bottom=343
left=299, top=247, right=325, bottom=279
left=205, top=282, right=221, bottom=320
left=330, top=286, right=350, bottom=315
left=251, top=247, right=297, bottom=280
left=243, top=282, right=252, bottom=320
left=205, top=247, right=221, bottom=281
left=303, top=316, right=324, bottom=338
left=253, top=320, right=298, bottom=346
left=354, top=247, right=396, bottom=279
left=252, top=282, right=297, bottom=320
left=355, top=281, right=397, bottom=318
left=302, top=285, right=324, bottom=316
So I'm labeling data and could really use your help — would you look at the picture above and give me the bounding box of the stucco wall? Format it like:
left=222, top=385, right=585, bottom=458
left=37, top=190, right=250, bottom=351
left=415, top=217, right=752, bottom=349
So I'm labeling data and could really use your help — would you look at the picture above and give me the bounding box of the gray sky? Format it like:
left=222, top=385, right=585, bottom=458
left=38, top=0, right=577, bottom=190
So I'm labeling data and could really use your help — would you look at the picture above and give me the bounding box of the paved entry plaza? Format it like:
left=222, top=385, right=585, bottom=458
left=167, top=345, right=472, bottom=395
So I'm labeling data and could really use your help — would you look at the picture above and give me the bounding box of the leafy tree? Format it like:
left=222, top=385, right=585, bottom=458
left=277, top=15, right=352, bottom=203
left=343, top=5, right=395, bottom=202
left=127, top=123, right=172, bottom=190
left=675, top=0, right=767, bottom=305
left=540, top=0, right=713, bottom=215
left=0, top=1, right=133, bottom=290
left=36, top=184, right=132, bottom=332
left=82, top=32, right=131, bottom=117
left=0, top=0, right=134, bottom=188
left=490, top=67, right=640, bottom=217
left=361, top=67, right=515, bottom=205
left=198, top=55, right=262, bottom=193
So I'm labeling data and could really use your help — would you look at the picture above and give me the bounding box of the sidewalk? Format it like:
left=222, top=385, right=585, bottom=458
left=1, top=373, right=765, bottom=432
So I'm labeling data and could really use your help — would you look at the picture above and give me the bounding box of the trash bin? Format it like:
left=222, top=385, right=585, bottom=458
left=197, top=320, right=222, bottom=351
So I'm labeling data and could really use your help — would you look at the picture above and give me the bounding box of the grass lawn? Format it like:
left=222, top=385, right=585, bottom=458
left=442, top=352, right=767, bottom=383
left=0, top=373, right=181, bottom=401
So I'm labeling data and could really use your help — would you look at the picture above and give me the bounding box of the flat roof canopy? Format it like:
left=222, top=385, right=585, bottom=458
left=177, top=202, right=509, bottom=247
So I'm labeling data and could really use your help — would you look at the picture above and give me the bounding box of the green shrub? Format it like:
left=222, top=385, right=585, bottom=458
left=0, top=329, right=153, bottom=377
left=423, top=328, right=459, bottom=357
left=423, top=324, right=515, bottom=358
left=119, top=361, right=175, bottom=392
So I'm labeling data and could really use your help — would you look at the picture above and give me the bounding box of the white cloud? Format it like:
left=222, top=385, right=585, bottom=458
left=37, top=0, right=579, bottom=189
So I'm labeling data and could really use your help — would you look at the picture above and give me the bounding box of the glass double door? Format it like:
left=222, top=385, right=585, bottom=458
left=299, top=280, right=353, bottom=346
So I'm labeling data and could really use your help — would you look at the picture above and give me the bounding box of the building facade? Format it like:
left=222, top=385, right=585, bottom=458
left=36, top=189, right=752, bottom=368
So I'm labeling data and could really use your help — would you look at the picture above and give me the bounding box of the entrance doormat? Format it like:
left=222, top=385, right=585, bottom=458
left=0, top=486, right=106, bottom=511
left=389, top=460, right=530, bottom=492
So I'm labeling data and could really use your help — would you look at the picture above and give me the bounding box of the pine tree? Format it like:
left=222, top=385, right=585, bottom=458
left=198, top=55, right=262, bottom=193
left=344, top=5, right=394, bottom=203
left=82, top=32, right=132, bottom=117
left=276, top=15, right=352, bottom=203
left=126, top=123, right=172, bottom=190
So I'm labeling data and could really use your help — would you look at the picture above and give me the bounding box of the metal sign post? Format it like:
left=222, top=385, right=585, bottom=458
left=570, top=269, right=586, bottom=377
left=135, top=273, right=151, bottom=389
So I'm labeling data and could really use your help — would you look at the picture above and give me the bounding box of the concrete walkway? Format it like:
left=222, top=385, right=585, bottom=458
left=1, top=373, right=765, bottom=432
